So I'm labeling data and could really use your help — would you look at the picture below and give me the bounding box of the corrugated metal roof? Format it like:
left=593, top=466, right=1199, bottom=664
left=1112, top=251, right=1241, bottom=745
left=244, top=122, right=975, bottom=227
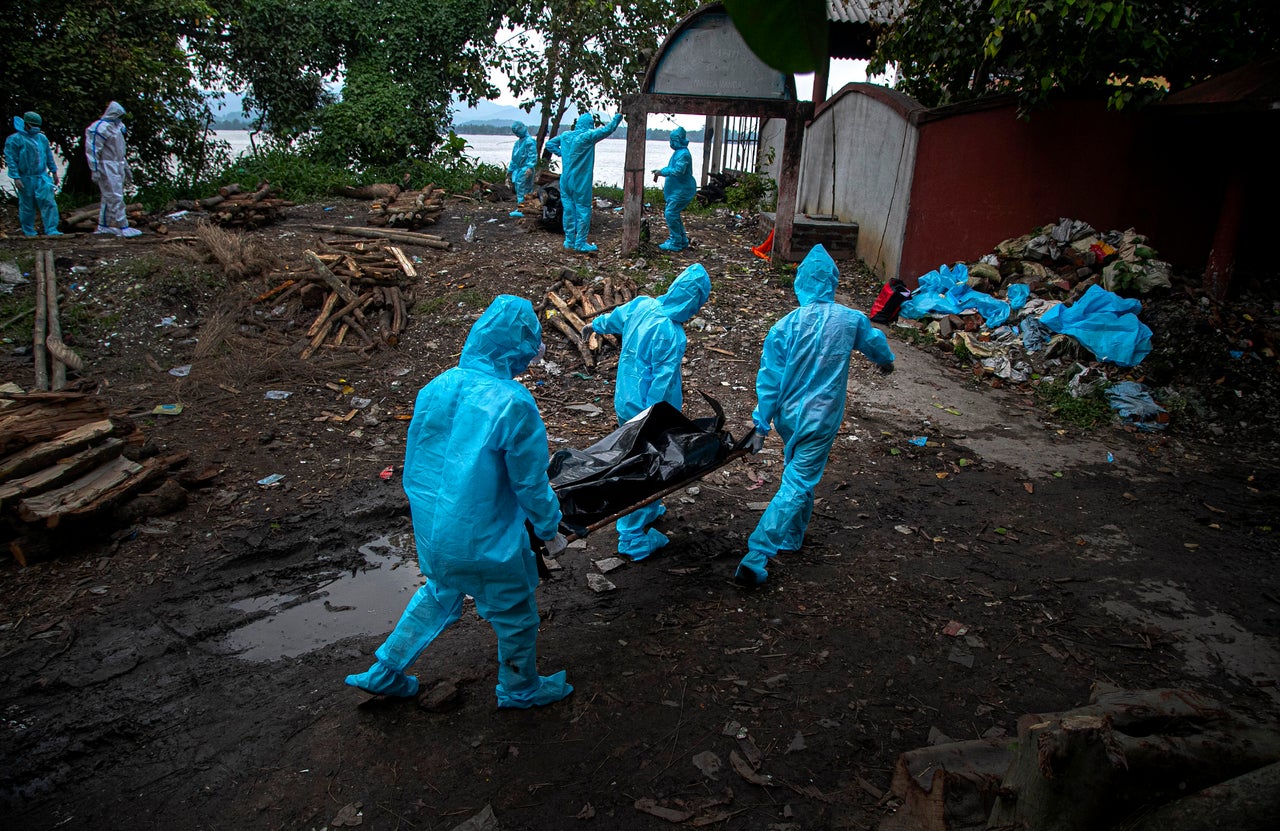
left=1160, top=57, right=1280, bottom=113
left=827, top=0, right=901, bottom=25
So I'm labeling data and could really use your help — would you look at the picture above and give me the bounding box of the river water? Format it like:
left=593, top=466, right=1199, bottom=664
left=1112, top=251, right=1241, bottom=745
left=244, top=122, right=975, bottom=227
left=2, top=130, right=702, bottom=194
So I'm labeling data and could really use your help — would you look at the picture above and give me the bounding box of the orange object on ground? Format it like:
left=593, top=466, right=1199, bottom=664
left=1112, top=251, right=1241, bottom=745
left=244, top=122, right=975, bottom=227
left=751, top=228, right=774, bottom=261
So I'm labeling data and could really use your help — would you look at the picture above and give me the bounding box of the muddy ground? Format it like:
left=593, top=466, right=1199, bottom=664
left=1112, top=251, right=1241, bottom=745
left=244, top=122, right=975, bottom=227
left=1, top=197, right=1278, bottom=831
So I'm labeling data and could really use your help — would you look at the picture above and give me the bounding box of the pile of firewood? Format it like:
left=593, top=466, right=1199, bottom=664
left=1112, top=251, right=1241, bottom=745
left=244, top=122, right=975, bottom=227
left=369, top=183, right=446, bottom=229
left=537, top=270, right=637, bottom=367
left=193, top=182, right=294, bottom=229
left=0, top=391, right=196, bottom=566
left=254, top=238, right=421, bottom=359
left=60, top=202, right=149, bottom=233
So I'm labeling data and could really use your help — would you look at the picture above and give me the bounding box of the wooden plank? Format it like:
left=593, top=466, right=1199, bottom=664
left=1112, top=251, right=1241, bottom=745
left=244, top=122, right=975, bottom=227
left=0, top=437, right=124, bottom=508
left=0, top=419, right=115, bottom=481
left=388, top=246, right=417, bottom=278
left=18, top=456, right=142, bottom=524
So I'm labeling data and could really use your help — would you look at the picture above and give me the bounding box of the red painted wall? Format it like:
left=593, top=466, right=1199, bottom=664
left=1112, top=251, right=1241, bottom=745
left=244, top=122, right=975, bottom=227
left=898, top=99, right=1230, bottom=285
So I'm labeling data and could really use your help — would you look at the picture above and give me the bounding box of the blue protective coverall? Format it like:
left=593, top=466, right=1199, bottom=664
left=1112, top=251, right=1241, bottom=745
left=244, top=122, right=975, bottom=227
left=4, top=115, right=62, bottom=237
left=84, top=101, right=140, bottom=237
left=346, top=296, right=572, bottom=708
left=508, top=122, right=537, bottom=217
left=588, top=263, right=711, bottom=559
left=737, top=245, right=895, bottom=585
left=544, top=112, right=623, bottom=252
left=653, top=126, right=696, bottom=252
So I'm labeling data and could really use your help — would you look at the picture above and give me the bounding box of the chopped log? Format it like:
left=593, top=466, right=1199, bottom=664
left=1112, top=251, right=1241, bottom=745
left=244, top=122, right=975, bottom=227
left=389, top=286, right=405, bottom=337
left=333, top=321, right=350, bottom=346
left=547, top=292, right=590, bottom=333
left=254, top=279, right=296, bottom=304
left=0, top=418, right=115, bottom=481
left=301, top=294, right=372, bottom=359
left=311, top=224, right=450, bottom=250
left=988, top=686, right=1280, bottom=831
left=1127, top=760, right=1280, bottom=831
left=197, top=194, right=226, bottom=209
left=388, top=246, right=417, bottom=278
left=545, top=312, right=594, bottom=367
left=303, top=250, right=360, bottom=305
left=0, top=437, right=125, bottom=509
left=219, top=183, right=243, bottom=197
left=250, top=182, right=276, bottom=202
left=114, top=478, right=188, bottom=524
left=18, top=455, right=144, bottom=525
left=9, top=536, right=54, bottom=567
left=603, top=277, right=615, bottom=307
left=45, top=250, right=67, bottom=389
left=879, top=738, right=1015, bottom=831
left=306, top=291, right=340, bottom=338
left=33, top=251, right=48, bottom=391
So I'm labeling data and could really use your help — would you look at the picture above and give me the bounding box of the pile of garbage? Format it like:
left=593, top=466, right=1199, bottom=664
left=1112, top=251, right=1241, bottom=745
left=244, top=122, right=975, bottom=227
left=895, top=218, right=1174, bottom=430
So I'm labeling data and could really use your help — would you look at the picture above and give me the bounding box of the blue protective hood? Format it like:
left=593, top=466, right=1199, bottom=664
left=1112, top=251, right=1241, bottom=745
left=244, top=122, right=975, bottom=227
left=574, top=113, right=594, bottom=131
left=12, top=116, right=25, bottom=133
left=794, top=244, right=838, bottom=305
left=459, top=295, right=543, bottom=379
left=102, top=101, right=126, bottom=121
left=669, top=126, right=688, bottom=149
left=658, top=263, right=711, bottom=323
left=511, top=121, right=528, bottom=138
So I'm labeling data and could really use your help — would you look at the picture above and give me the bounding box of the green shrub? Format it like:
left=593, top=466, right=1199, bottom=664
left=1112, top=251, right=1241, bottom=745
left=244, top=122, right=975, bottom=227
left=1034, top=376, right=1114, bottom=429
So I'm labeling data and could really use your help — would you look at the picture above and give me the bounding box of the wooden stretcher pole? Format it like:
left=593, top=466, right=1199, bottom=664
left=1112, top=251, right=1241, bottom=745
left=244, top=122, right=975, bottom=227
left=563, top=448, right=750, bottom=543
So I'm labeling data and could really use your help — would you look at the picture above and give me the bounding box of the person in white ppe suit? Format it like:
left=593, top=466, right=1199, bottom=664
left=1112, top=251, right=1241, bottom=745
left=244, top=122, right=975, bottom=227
left=84, top=101, right=141, bottom=237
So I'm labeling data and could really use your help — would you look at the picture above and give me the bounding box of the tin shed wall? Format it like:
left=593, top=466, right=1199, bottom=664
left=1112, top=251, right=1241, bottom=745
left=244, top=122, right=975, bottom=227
left=797, top=89, right=919, bottom=279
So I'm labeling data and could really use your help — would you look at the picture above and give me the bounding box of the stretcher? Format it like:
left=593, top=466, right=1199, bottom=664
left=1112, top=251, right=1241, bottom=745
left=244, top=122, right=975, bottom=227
left=530, top=394, right=751, bottom=571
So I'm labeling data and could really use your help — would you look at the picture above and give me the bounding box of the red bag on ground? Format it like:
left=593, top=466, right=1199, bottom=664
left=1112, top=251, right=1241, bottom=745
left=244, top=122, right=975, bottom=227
left=870, top=278, right=912, bottom=324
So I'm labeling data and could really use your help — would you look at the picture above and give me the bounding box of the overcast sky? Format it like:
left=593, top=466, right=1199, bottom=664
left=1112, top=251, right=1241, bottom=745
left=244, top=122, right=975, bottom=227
left=487, top=58, right=893, bottom=130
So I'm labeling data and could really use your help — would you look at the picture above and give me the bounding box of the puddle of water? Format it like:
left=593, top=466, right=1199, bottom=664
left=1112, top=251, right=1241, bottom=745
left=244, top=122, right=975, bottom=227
left=223, top=533, right=423, bottom=662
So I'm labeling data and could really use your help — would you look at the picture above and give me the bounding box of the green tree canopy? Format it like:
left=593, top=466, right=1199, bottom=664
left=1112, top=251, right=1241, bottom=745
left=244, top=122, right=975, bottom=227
left=212, top=0, right=504, bottom=170
left=492, top=0, right=698, bottom=153
left=0, top=0, right=223, bottom=193
left=870, top=0, right=1280, bottom=110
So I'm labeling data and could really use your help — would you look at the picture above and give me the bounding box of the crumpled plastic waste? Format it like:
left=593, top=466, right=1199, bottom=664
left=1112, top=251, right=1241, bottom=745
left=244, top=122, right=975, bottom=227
left=981, top=356, right=1032, bottom=382
left=1020, top=317, right=1053, bottom=352
left=1039, top=285, right=1152, bottom=367
left=1105, top=381, right=1168, bottom=430
left=900, top=263, right=1012, bottom=328
left=1067, top=365, right=1108, bottom=398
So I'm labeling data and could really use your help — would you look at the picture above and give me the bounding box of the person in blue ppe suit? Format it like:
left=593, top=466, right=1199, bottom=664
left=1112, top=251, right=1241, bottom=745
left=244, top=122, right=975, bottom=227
left=84, top=101, right=141, bottom=238
left=507, top=122, right=537, bottom=218
left=584, top=263, right=712, bottom=560
left=736, top=245, right=895, bottom=586
left=4, top=112, right=63, bottom=237
left=346, top=295, right=573, bottom=708
left=651, top=126, right=696, bottom=252
left=544, top=112, right=623, bottom=252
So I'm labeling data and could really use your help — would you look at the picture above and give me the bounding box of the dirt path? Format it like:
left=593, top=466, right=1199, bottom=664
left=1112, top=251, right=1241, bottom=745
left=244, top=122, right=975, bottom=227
left=1, top=200, right=1277, bottom=830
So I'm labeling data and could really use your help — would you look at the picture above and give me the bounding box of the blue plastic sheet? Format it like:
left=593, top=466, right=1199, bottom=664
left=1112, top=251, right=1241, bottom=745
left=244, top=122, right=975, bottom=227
left=1040, top=285, right=1152, bottom=367
left=1006, top=283, right=1030, bottom=311
left=899, top=263, right=1012, bottom=328
left=1105, top=381, right=1167, bottom=430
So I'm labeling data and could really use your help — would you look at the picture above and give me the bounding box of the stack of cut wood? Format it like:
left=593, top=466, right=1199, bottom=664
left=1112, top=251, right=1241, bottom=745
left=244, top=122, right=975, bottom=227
left=538, top=270, right=636, bottom=368
left=196, top=182, right=294, bottom=229
left=30, top=250, right=85, bottom=391
left=255, top=239, right=420, bottom=359
left=0, top=391, right=192, bottom=565
left=60, top=202, right=149, bottom=233
left=369, top=183, right=446, bottom=229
